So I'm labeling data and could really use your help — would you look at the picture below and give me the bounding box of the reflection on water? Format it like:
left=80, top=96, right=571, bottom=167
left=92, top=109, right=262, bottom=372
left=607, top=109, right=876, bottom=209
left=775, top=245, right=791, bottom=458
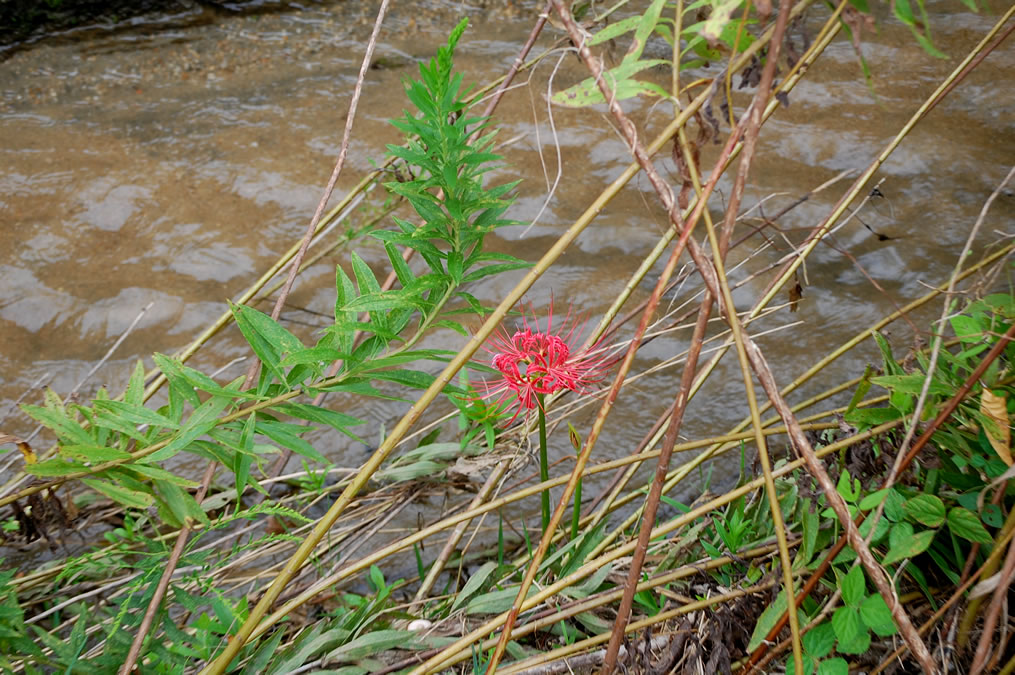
left=1, top=1, right=1013, bottom=496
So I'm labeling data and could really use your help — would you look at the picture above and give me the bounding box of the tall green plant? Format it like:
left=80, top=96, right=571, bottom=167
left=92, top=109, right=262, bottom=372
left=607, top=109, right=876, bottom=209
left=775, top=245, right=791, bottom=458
left=8, top=19, right=531, bottom=672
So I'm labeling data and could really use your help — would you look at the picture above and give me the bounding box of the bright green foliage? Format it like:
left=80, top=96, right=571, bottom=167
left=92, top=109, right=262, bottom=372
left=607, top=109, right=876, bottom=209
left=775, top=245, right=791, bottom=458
left=830, top=566, right=896, bottom=654
left=839, top=294, right=1011, bottom=580
left=0, top=569, right=44, bottom=672
left=785, top=622, right=847, bottom=675
left=782, top=566, right=896, bottom=674
left=554, top=0, right=672, bottom=107
left=383, top=18, right=525, bottom=285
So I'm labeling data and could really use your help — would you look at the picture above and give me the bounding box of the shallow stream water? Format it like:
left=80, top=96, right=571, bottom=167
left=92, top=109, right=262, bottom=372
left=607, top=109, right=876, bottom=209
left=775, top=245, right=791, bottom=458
left=1, top=0, right=1013, bottom=496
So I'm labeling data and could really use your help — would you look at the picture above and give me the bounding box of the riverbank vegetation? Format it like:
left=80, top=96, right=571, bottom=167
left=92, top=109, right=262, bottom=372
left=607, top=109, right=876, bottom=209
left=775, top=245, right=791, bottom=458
left=2, top=0, right=1013, bottom=673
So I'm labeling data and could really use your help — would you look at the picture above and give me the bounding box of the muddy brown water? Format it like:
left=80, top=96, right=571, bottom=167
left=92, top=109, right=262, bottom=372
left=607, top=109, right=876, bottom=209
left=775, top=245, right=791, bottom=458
left=1, top=1, right=1013, bottom=502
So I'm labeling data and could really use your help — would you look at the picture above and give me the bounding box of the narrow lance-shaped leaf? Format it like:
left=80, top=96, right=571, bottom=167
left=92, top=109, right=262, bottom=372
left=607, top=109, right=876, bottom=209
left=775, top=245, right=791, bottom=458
left=125, top=359, right=146, bottom=406
left=93, top=400, right=180, bottom=431
left=256, top=418, right=327, bottom=464
left=230, top=302, right=305, bottom=387
left=156, top=479, right=210, bottom=528
left=21, top=402, right=94, bottom=447
left=146, top=394, right=233, bottom=463
left=81, top=477, right=154, bottom=509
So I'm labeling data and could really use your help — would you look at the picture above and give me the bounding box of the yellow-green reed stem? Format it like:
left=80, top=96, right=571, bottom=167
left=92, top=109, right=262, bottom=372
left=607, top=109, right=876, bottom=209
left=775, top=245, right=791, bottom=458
left=247, top=419, right=879, bottom=650
left=536, top=393, right=550, bottom=533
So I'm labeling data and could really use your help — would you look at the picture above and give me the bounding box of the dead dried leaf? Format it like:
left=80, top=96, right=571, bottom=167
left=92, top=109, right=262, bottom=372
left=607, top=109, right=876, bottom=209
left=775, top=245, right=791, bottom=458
left=981, top=387, right=1012, bottom=466
left=448, top=455, right=503, bottom=484
left=970, top=571, right=1001, bottom=599
left=789, top=281, right=803, bottom=313
left=1, top=434, right=35, bottom=464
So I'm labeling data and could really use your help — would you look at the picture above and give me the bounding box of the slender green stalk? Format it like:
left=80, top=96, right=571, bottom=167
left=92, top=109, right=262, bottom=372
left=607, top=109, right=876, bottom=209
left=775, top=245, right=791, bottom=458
left=571, top=457, right=582, bottom=542
left=536, top=393, right=550, bottom=533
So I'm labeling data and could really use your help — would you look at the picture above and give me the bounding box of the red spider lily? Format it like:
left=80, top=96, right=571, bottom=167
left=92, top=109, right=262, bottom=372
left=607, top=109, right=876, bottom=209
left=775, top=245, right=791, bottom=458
left=482, top=302, right=615, bottom=426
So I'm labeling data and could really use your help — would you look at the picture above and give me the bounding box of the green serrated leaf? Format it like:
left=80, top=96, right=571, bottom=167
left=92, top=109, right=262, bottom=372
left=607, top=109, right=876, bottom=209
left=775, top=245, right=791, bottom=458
left=368, top=369, right=441, bottom=391
left=152, top=353, right=201, bottom=407
left=385, top=242, right=416, bottom=288
left=343, top=291, right=423, bottom=313
left=551, top=59, right=670, bottom=107
left=831, top=606, right=867, bottom=653
left=840, top=565, right=865, bottom=607
left=860, top=594, right=897, bottom=637
left=351, top=252, right=382, bottom=294
left=447, top=250, right=464, bottom=283
left=817, top=657, right=849, bottom=675
left=844, top=406, right=903, bottom=428
left=904, top=494, right=946, bottom=527
left=858, top=487, right=890, bottom=511
left=947, top=506, right=993, bottom=543
left=589, top=15, right=641, bottom=46
left=950, top=314, right=983, bottom=343
left=435, top=319, right=468, bottom=336
left=279, top=346, right=346, bottom=369
left=461, top=260, right=532, bottom=284
left=277, top=403, right=365, bottom=435
left=882, top=522, right=935, bottom=565
left=884, top=488, right=908, bottom=522
left=802, top=620, right=836, bottom=659
left=257, top=419, right=327, bottom=464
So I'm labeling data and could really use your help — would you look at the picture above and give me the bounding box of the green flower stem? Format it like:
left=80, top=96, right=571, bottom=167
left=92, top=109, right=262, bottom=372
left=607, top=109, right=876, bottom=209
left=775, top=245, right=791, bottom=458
left=536, top=393, right=550, bottom=533
left=572, top=458, right=582, bottom=542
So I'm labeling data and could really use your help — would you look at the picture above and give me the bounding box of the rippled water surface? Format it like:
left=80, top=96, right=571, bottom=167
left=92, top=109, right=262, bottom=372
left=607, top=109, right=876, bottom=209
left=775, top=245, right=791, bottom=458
left=1, top=1, right=1013, bottom=490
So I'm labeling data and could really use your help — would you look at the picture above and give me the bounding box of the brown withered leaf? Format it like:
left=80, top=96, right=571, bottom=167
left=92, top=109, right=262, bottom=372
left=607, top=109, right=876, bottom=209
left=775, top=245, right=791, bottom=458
left=739, top=55, right=762, bottom=90
left=449, top=454, right=503, bottom=484
left=702, top=96, right=722, bottom=140
left=842, top=6, right=875, bottom=52
left=673, top=136, right=693, bottom=210
left=789, top=280, right=804, bottom=313
left=9, top=487, right=79, bottom=548
left=0, top=434, right=35, bottom=464
left=980, top=387, right=1012, bottom=466
left=785, top=35, right=801, bottom=68
left=672, top=109, right=713, bottom=210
